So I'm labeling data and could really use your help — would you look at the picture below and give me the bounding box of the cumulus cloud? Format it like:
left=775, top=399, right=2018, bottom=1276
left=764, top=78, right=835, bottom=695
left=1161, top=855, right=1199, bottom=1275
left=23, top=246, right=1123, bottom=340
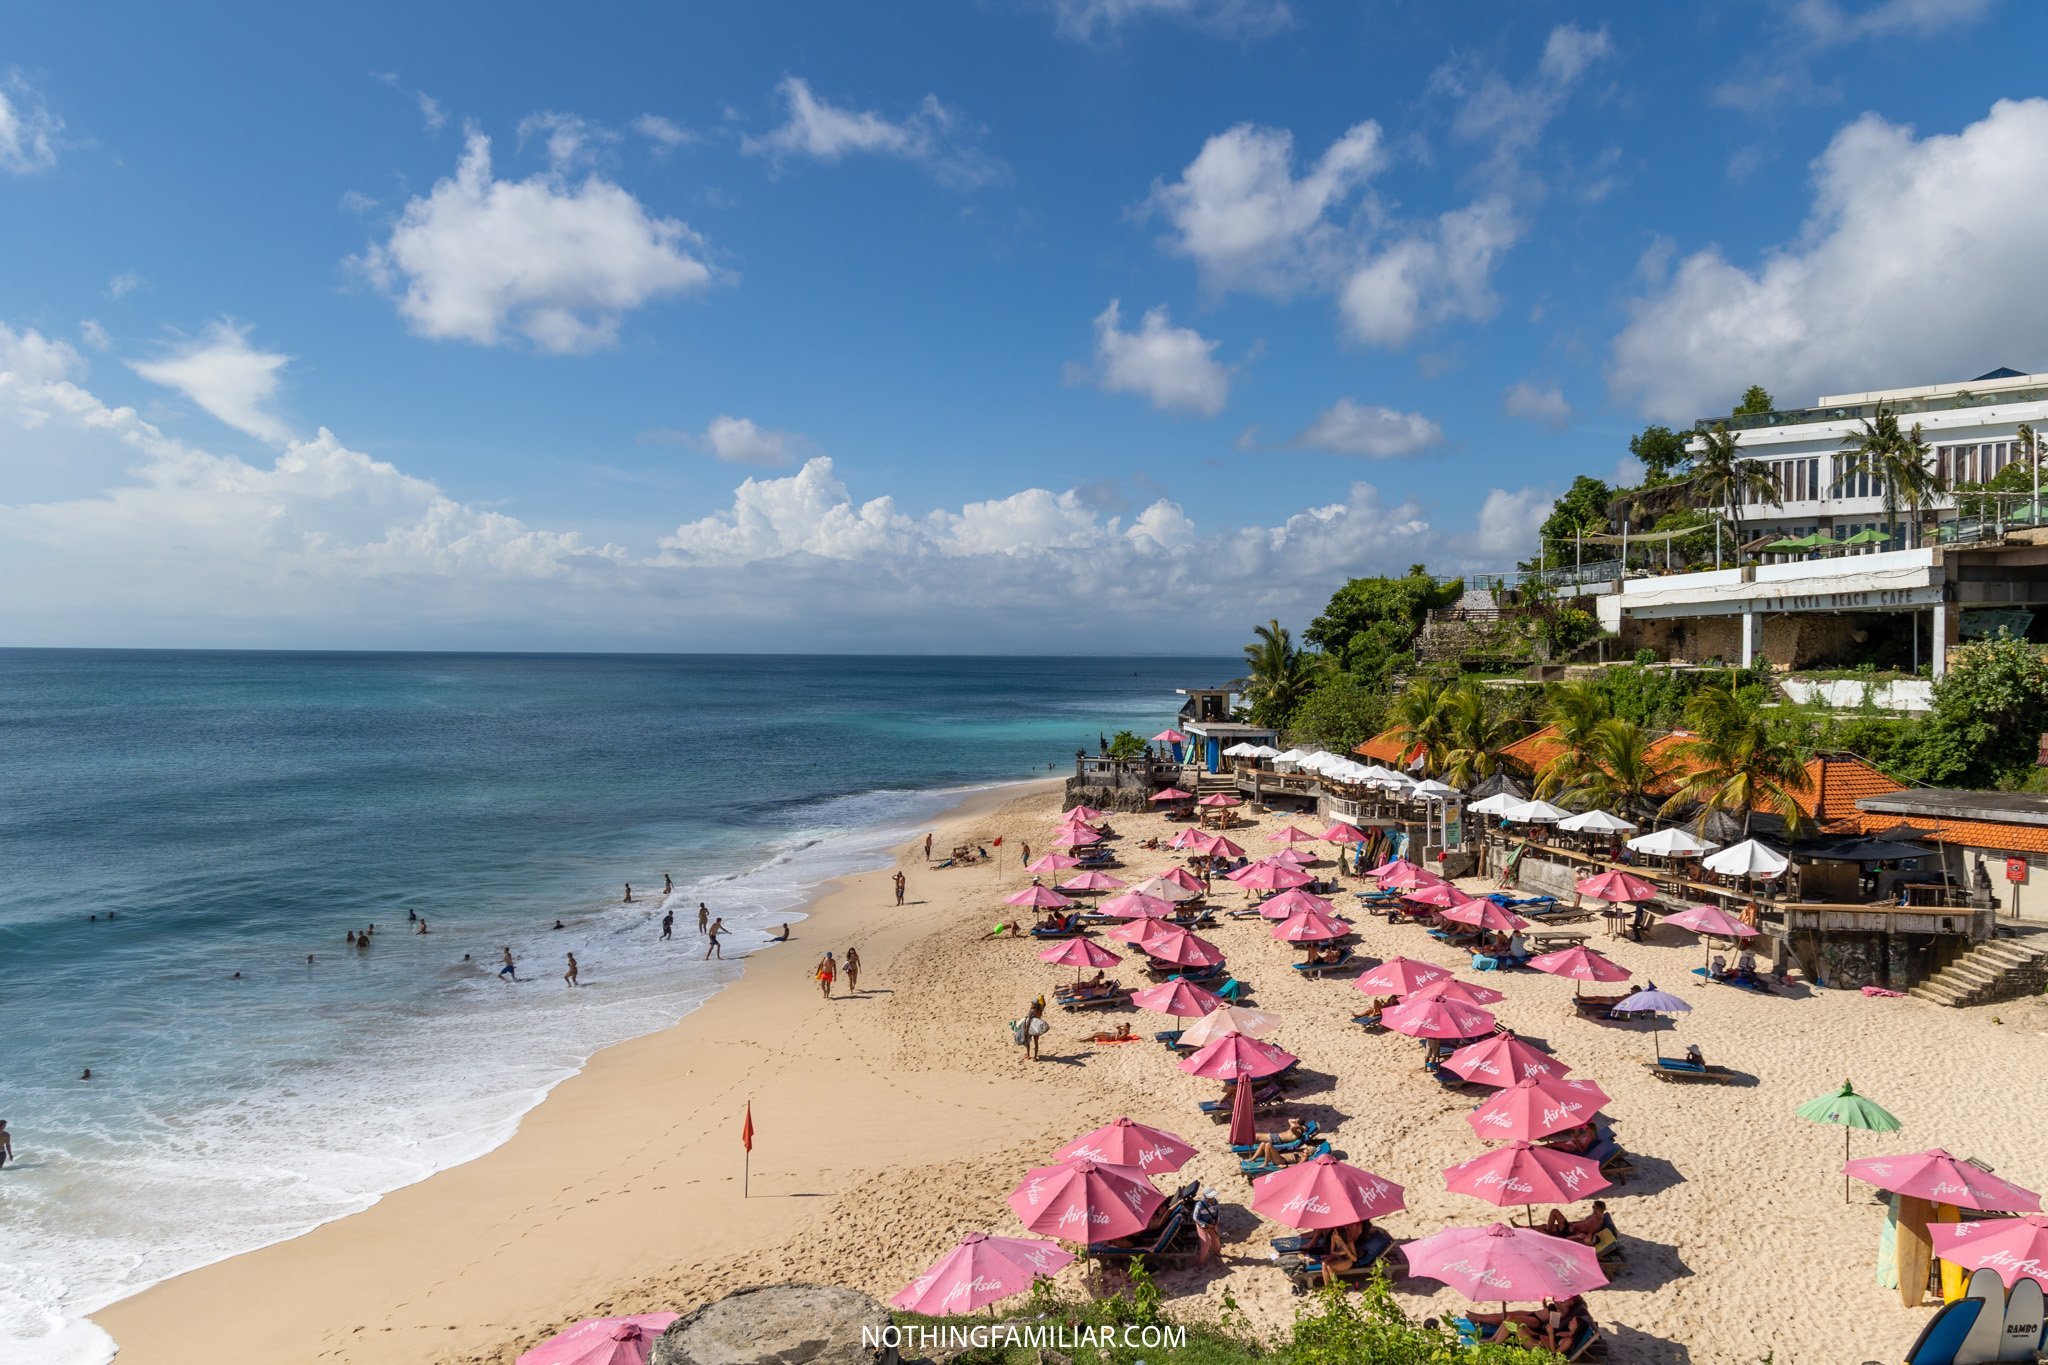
left=352, top=129, right=717, bottom=353
left=741, top=76, right=1006, bottom=190
left=78, top=319, right=111, bottom=353
left=1503, top=379, right=1572, bottom=429
left=1144, top=121, right=1384, bottom=296
left=1076, top=300, right=1232, bottom=417
left=1051, top=0, right=1293, bottom=42
left=518, top=110, right=619, bottom=173
left=1433, top=22, right=1612, bottom=181
left=642, top=415, right=815, bottom=467
left=633, top=114, right=695, bottom=152
left=130, top=321, right=293, bottom=445
left=0, top=322, right=85, bottom=388
left=1288, top=399, right=1445, bottom=458
left=1715, top=0, right=1995, bottom=114
left=1338, top=196, right=1519, bottom=348
left=0, top=70, right=62, bottom=173
left=1458, top=485, right=1553, bottom=561
left=1610, top=99, right=2048, bottom=421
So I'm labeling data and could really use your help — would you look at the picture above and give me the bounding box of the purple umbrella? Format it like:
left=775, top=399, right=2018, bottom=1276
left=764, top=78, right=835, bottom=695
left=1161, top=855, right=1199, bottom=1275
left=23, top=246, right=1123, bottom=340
left=1612, top=987, right=1691, bottom=1058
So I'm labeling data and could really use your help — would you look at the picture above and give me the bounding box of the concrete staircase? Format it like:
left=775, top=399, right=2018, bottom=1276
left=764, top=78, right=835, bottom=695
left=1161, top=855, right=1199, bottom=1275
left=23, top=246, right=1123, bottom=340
left=1908, top=929, right=2048, bottom=1007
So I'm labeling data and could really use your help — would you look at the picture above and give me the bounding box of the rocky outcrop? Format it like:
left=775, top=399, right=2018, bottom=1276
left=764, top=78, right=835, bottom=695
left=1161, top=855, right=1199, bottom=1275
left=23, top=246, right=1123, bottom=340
left=651, top=1284, right=897, bottom=1365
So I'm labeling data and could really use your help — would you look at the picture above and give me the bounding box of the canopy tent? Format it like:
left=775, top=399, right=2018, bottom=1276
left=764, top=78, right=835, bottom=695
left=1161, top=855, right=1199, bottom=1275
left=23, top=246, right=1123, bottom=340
left=1468, top=772, right=1529, bottom=802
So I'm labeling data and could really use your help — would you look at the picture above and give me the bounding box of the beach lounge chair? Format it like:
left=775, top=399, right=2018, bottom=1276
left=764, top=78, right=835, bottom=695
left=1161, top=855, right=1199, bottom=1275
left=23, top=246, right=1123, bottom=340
left=1690, top=965, right=1773, bottom=993
left=1470, top=951, right=1529, bottom=972
left=1086, top=1183, right=1199, bottom=1268
left=1198, top=1084, right=1284, bottom=1118
left=1644, top=1057, right=1737, bottom=1084
left=1350, top=1010, right=1387, bottom=1033
left=1240, top=1138, right=1332, bottom=1178
left=1451, top=1315, right=1602, bottom=1360
left=1583, top=1128, right=1634, bottom=1183
left=1292, top=947, right=1355, bottom=978
left=1030, top=923, right=1086, bottom=939
left=1570, top=993, right=1631, bottom=1020
left=1214, top=976, right=1251, bottom=1003
left=1154, top=1028, right=1185, bottom=1048
left=1427, top=1061, right=1483, bottom=1091
left=1055, top=987, right=1128, bottom=1012
left=1228, top=1119, right=1320, bottom=1156
left=1146, top=960, right=1225, bottom=983
left=1280, top=1227, right=1396, bottom=1294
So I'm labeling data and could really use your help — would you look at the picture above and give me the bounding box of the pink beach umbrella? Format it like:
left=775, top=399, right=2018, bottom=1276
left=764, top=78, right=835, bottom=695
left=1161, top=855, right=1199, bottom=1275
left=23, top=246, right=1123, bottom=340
left=1054, top=1117, right=1197, bottom=1174
left=1168, top=827, right=1211, bottom=851
left=1051, top=827, right=1103, bottom=849
left=516, top=1315, right=680, bottom=1365
left=1052, top=820, right=1102, bottom=844
left=1179, top=1033, right=1296, bottom=1081
left=1130, top=876, right=1200, bottom=903
left=1008, top=1160, right=1162, bottom=1241
left=1106, top=918, right=1164, bottom=945
left=1407, top=976, right=1506, bottom=1007
left=1662, top=903, right=1758, bottom=939
left=1038, top=938, right=1121, bottom=971
left=1157, top=866, right=1205, bottom=892
left=1528, top=944, right=1631, bottom=984
left=1258, top=887, right=1335, bottom=920
left=1151, top=729, right=1188, bottom=745
left=1197, top=793, right=1242, bottom=808
left=1251, top=1154, right=1407, bottom=1229
left=1322, top=821, right=1368, bottom=843
left=1929, top=1216, right=2048, bottom=1285
left=1140, top=922, right=1225, bottom=968
left=1467, top=1076, right=1611, bottom=1142
left=1269, top=825, right=1321, bottom=845
left=1400, top=1222, right=1608, bottom=1305
left=1440, top=899, right=1529, bottom=934
left=1005, top=885, right=1076, bottom=909
left=1058, top=870, right=1127, bottom=893
left=1267, top=848, right=1315, bottom=869
left=1101, top=890, right=1175, bottom=919
left=1131, top=977, right=1224, bottom=1017
left=1382, top=996, right=1496, bottom=1040
left=1352, top=956, right=1456, bottom=998
left=1443, top=1034, right=1572, bottom=1087
left=890, top=1233, right=1073, bottom=1315
left=1064, top=805, right=1108, bottom=822
left=1844, top=1148, right=2042, bottom=1213
left=1444, top=1141, right=1610, bottom=1215
left=1197, top=834, right=1246, bottom=858
left=1149, top=786, right=1194, bottom=802
left=1025, top=853, right=1081, bottom=873
left=1371, top=859, right=1444, bottom=889
left=1228, top=862, right=1312, bottom=891
left=1176, top=1004, right=1282, bottom=1048
left=1576, top=869, right=1662, bottom=904
left=1403, top=881, right=1478, bottom=909
left=1271, top=908, right=1352, bottom=943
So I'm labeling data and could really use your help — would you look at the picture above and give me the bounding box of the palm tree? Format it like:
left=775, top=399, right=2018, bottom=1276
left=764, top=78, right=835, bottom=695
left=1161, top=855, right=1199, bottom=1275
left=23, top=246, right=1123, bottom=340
left=1581, top=718, right=1673, bottom=820
left=1241, top=619, right=1316, bottom=727
left=1658, top=686, right=1813, bottom=837
left=1689, top=422, right=1781, bottom=548
left=1837, top=407, right=1945, bottom=547
left=1438, top=684, right=1517, bottom=789
left=1387, top=677, right=1451, bottom=774
left=1533, top=679, right=1611, bottom=799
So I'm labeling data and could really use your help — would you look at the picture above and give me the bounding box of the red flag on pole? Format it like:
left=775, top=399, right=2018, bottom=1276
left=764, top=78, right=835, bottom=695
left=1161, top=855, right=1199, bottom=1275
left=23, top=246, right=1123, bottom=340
left=992, top=836, right=1003, bottom=847
left=741, top=1102, right=755, bottom=1152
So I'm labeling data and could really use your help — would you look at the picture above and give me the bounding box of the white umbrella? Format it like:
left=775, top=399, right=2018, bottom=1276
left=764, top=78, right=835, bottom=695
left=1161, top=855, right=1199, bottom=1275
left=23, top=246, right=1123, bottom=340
left=1298, top=752, right=1337, bottom=772
left=1702, top=838, right=1789, bottom=879
left=1558, top=809, right=1638, bottom=834
left=1222, top=742, right=1259, bottom=757
left=1626, top=827, right=1719, bottom=857
left=1131, top=876, right=1202, bottom=903
left=1249, top=744, right=1282, bottom=759
left=1274, top=748, right=1310, bottom=764
left=1177, top=1004, right=1283, bottom=1048
left=1467, top=792, right=1520, bottom=816
left=1410, top=780, right=1460, bottom=800
left=1502, top=798, right=1571, bottom=823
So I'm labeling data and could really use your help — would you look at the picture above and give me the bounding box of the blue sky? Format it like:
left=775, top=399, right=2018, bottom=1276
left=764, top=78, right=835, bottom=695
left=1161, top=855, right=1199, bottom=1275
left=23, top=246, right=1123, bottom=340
left=3, top=0, right=2045, bottom=651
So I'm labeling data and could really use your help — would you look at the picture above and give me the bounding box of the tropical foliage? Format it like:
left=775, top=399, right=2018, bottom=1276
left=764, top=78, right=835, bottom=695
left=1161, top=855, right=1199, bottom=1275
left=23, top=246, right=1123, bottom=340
left=1837, top=407, right=1944, bottom=546
left=1579, top=717, right=1674, bottom=819
left=1105, top=729, right=1147, bottom=760
left=1659, top=686, right=1813, bottom=835
left=1241, top=619, right=1319, bottom=728
left=1689, top=422, right=1781, bottom=540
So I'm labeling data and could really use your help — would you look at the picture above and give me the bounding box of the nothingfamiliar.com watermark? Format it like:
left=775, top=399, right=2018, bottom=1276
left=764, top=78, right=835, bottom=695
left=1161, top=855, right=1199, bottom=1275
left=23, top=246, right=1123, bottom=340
left=864, top=1323, right=1189, bottom=1352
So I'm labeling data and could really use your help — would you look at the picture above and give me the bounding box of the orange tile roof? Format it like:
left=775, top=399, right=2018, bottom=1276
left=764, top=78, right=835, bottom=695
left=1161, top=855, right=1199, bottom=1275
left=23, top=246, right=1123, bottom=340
left=1799, top=753, right=1905, bottom=833
left=1353, top=728, right=1408, bottom=765
left=1499, top=724, right=1563, bottom=775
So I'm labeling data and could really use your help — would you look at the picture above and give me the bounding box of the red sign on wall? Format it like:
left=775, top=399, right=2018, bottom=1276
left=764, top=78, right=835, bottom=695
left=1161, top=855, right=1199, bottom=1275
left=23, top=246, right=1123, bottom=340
left=2008, top=857, right=2029, bottom=884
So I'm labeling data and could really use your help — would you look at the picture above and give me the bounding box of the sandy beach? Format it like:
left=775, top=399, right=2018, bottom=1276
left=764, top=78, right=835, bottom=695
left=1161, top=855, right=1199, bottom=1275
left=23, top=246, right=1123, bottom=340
left=95, top=781, right=2048, bottom=1365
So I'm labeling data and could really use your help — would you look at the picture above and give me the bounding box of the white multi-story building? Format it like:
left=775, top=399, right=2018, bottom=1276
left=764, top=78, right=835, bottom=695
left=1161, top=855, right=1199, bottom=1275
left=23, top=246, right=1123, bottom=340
left=1694, top=366, right=2048, bottom=550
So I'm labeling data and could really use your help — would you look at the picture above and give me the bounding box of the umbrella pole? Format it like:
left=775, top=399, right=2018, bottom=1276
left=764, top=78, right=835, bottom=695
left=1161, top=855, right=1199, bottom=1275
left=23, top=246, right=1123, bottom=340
left=1845, top=1127, right=1851, bottom=1205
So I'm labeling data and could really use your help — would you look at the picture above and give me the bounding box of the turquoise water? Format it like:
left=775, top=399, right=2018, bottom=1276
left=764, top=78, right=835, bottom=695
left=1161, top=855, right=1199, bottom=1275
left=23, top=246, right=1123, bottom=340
left=0, top=650, right=1229, bottom=1364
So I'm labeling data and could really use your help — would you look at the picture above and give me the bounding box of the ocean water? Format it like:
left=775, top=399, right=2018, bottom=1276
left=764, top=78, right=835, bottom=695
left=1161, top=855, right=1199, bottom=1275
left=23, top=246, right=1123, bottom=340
left=0, top=650, right=1230, bottom=1364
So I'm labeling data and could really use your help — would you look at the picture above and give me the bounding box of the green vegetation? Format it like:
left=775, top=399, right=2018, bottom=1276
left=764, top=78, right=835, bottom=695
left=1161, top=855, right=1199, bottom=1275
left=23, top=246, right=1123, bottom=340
left=1106, top=729, right=1148, bottom=760
left=1733, top=384, right=1776, bottom=416
left=914, top=1266, right=1563, bottom=1365
left=1690, top=423, right=1780, bottom=542
left=1628, top=423, right=1691, bottom=483
left=1241, top=619, right=1320, bottom=729
left=1838, top=408, right=1945, bottom=545
left=1659, top=686, right=1814, bottom=835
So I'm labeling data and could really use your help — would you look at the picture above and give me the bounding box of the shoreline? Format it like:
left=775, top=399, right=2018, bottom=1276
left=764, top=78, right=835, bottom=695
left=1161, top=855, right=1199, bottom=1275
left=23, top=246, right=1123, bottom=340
left=90, top=776, right=1066, bottom=1365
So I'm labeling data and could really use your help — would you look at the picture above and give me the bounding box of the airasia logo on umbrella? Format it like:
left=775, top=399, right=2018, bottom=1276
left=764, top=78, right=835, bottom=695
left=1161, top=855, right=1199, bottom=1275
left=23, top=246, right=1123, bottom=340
left=1282, top=1193, right=1335, bottom=1215
left=1438, top=1258, right=1515, bottom=1290
left=1540, top=1101, right=1584, bottom=1126
left=1055, top=1205, right=1112, bottom=1229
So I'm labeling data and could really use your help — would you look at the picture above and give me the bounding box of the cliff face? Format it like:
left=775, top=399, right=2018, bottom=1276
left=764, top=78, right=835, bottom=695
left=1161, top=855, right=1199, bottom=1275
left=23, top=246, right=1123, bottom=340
left=652, top=1284, right=897, bottom=1365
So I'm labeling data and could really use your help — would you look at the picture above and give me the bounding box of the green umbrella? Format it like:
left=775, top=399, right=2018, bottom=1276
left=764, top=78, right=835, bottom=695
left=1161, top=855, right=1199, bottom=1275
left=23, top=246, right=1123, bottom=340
left=1797, top=1079, right=1901, bottom=1202
left=1843, top=528, right=1891, bottom=546
left=1762, top=537, right=1809, bottom=553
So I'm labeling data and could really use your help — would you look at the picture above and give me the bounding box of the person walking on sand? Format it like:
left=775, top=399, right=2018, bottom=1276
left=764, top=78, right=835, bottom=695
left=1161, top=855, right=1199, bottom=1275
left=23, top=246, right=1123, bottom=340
left=893, top=871, right=907, bottom=907
left=924, top=832, right=933, bottom=861
left=843, top=946, right=861, bottom=994
left=816, top=951, right=836, bottom=999
left=499, top=947, right=518, bottom=981
left=660, top=910, right=673, bottom=941
left=564, top=953, right=579, bottom=988
left=1020, top=840, right=1031, bottom=869
left=1019, top=999, right=1049, bottom=1061
left=705, top=918, right=725, bottom=959
left=698, top=903, right=710, bottom=935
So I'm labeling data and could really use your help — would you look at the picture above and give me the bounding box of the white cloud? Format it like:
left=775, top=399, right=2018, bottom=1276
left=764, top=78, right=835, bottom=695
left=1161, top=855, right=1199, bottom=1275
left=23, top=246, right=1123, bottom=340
left=339, top=189, right=380, bottom=215
left=1431, top=22, right=1613, bottom=192
left=633, top=114, right=695, bottom=152
left=0, top=71, right=61, bottom=173
left=1610, top=99, right=2048, bottom=422
left=643, top=415, right=815, bottom=467
left=1338, top=196, right=1518, bottom=348
left=741, top=76, right=1005, bottom=190
left=1051, top=0, right=1293, bottom=41
left=78, top=319, right=111, bottom=352
left=1289, top=398, right=1445, bottom=458
left=1143, top=121, right=1384, bottom=295
left=1502, top=379, right=1572, bottom=429
left=1459, top=486, right=1553, bottom=561
left=1792, top=0, right=1996, bottom=43
left=130, top=321, right=294, bottom=445
left=1, top=322, right=85, bottom=386
left=351, top=130, right=717, bottom=353
left=105, top=272, right=145, bottom=300
left=1715, top=0, right=1995, bottom=114
left=417, top=92, right=448, bottom=131
left=518, top=110, right=618, bottom=173
left=1077, top=300, right=1232, bottom=417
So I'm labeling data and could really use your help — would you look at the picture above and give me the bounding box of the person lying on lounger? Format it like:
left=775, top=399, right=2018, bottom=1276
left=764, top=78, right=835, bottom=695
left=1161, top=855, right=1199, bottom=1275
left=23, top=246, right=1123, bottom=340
left=1304, top=943, right=1344, bottom=965
left=1543, top=1199, right=1611, bottom=1244
left=1088, top=1023, right=1135, bottom=1043
left=1257, top=1117, right=1313, bottom=1147
left=1249, top=1135, right=1318, bottom=1167
left=1465, top=1308, right=1548, bottom=1344
left=1543, top=1122, right=1598, bottom=1155
left=1683, top=1043, right=1706, bottom=1067
left=1058, top=971, right=1112, bottom=997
